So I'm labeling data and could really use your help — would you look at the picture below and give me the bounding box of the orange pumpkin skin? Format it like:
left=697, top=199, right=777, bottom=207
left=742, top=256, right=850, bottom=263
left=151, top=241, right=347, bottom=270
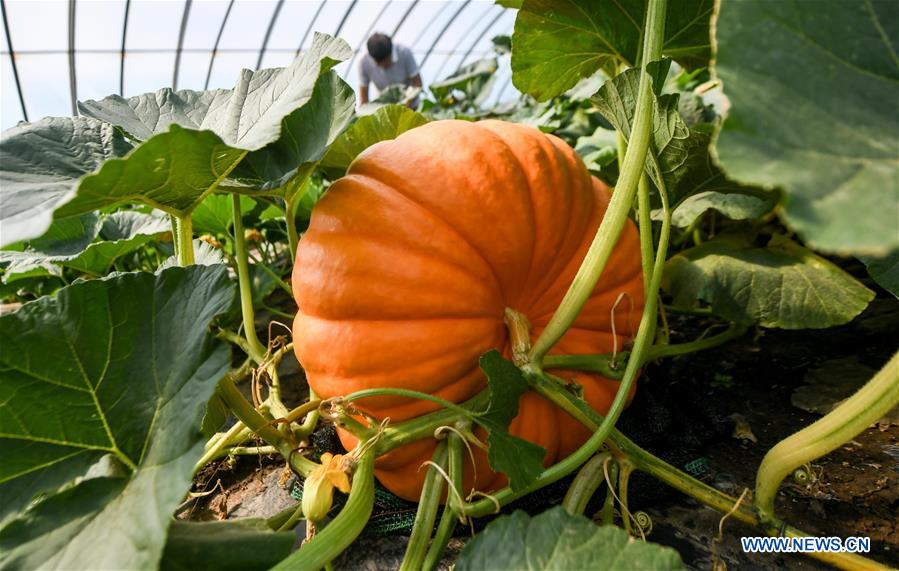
left=292, top=119, right=644, bottom=501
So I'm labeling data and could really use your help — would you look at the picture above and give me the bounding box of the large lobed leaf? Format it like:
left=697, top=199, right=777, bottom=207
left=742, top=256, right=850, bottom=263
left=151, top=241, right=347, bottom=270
left=0, top=33, right=355, bottom=247
left=78, top=33, right=352, bottom=152
left=512, top=0, right=714, bottom=100
left=0, top=265, right=235, bottom=569
left=664, top=235, right=875, bottom=329
left=456, top=506, right=684, bottom=570
left=593, top=59, right=765, bottom=208
left=0, top=118, right=132, bottom=248
left=713, top=0, right=899, bottom=256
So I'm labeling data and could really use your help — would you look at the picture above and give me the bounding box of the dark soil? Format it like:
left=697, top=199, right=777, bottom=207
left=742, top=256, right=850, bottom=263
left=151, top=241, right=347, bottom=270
left=187, top=293, right=899, bottom=570
left=619, top=297, right=899, bottom=570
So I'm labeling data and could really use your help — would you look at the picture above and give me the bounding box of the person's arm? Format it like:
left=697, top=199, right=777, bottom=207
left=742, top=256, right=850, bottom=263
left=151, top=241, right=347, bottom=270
left=358, top=60, right=371, bottom=105
left=403, top=47, right=421, bottom=88
left=403, top=48, right=422, bottom=108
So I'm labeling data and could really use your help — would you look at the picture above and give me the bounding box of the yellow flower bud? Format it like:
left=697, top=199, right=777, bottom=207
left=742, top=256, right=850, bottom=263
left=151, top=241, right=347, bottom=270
left=302, top=453, right=352, bottom=522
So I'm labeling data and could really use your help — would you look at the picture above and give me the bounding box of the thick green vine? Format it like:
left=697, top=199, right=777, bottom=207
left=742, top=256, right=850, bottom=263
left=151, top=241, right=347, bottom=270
left=527, top=0, right=668, bottom=366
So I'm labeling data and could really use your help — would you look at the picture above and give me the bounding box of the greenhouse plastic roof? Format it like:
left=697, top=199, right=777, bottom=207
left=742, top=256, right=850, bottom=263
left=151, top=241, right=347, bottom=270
left=0, top=0, right=518, bottom=130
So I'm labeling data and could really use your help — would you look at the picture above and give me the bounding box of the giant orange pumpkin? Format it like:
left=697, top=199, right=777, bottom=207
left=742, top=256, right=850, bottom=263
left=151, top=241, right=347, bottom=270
left=292, top=119, right=643, bottom=501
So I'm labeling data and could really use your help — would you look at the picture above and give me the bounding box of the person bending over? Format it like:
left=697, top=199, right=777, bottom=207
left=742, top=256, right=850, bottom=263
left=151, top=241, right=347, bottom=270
left=358, top=33, right=422, bottom=105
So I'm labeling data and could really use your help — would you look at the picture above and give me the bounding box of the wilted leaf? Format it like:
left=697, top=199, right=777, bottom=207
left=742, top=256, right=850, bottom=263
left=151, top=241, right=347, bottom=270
left=0, top=266, right=235, bottom=568
left=664, top=235, right=875, bottom=329
left=456, top=507, right=684, bottom=570
left=713, top=0, right=899, bottom=255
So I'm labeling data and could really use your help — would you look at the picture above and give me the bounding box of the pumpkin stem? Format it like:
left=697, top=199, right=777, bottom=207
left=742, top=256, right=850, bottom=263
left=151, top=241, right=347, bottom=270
left=503, top=308, right=532, bottom=367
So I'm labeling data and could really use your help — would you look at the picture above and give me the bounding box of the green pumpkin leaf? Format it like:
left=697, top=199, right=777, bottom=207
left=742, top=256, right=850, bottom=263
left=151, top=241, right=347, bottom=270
left=160, top=519, right=295, bottom=571
left=321, top=105, right=428, bottom=175
left=192, top=194, right=257, bottom=236
left=430, top=57, right=499, bottom=105
left=512, top=0, right=714, bottom=100
left=0, top=118, right=132, bottom=248
left=27, top=213, right=102, bottom=255
left=477, top=350, right=545, bottom=492
left=0, top=212, right=170, bottom=280
left=593, top=59, right=770, bottom=208
left=657, top=190, right=776, bottom=228
left=0, top=265, right=235, bottom=568
left=54, top=124, right=246, bottom=218
left=1, top=34, right=354, bottom=248
left=231, top=72, right=355, bottom=198
left=663, top=235, right=875, bottom=329
left=713, top=0, right=899, bottom=256
left=859, top=251, right=899, bottom=299
left=201, top=393, right=232, bottom=439
left=78, top=33, right=351, bottom=153
left=78, top=34, right=354, bottom=199
left=456, top=506, right=684, bottom=570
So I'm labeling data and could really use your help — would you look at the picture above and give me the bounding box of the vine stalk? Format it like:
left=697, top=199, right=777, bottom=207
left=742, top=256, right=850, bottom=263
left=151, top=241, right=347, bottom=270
left=562, top=452, right=611, bottom=516
left=216, top=375, right=317, bottom=476
left=271, top=450, right=376, bottom=571
left=755, top=350, right=899, bottom=522
left=175, top=215, right=195, bottom=266
left=527, top=0, right=668, bottom=366
left=423, top=429, right=465, bottom=571
left=400, top=443, right=449, bottom=571
left=231, top=193, right=266, bottom=363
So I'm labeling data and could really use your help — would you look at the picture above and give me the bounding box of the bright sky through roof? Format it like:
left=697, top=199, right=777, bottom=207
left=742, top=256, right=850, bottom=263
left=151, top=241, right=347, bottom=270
left=1, top=0, right=517, bottom=130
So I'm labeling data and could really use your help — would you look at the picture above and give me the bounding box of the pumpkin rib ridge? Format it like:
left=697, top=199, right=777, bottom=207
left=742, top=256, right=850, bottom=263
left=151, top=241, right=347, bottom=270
left=306, top=227, right=504, bottom=304
left=532, top=271, right=645, bottom=332
left=520, top=168, right=599, bottom=314
left=519, top=137, right=590, bottom=310
left=471, top=121, right=541, bottom=310
left=524, top=183, right=641, bottom=320
left=296, top=313, right=502, bottom=324
left=317, top=173, right=502, bottom=296
left=475, top=120, right=595, bottom=314
left=343, top=171, right=506, bottom=299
